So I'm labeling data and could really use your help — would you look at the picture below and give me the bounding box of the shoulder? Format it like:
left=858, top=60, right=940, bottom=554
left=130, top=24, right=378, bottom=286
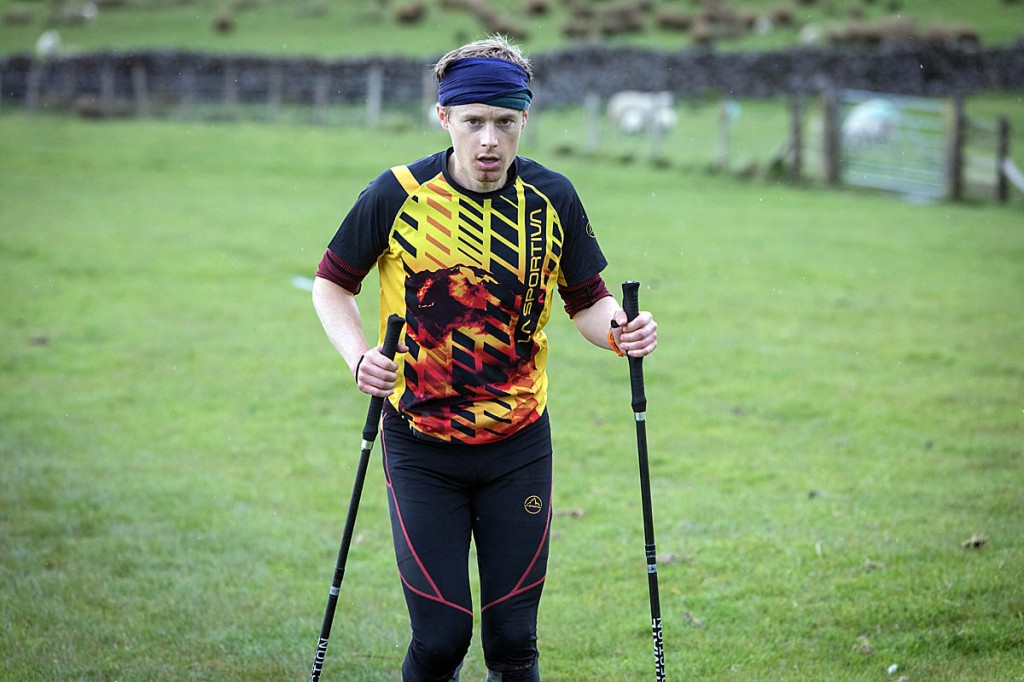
left=362, top=151, right=446, bottom=201
left=403, top=151, right=447, bottom=186
left=516, top=156, right=577, bottom=195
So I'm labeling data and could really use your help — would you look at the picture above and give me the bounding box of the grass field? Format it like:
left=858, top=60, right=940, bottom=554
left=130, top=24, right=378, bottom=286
left=1, top=112, right=1022, bottom=681
left=1, top=0, right=1023, bottom=57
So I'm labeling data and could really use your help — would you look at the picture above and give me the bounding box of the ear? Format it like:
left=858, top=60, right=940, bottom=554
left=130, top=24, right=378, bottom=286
left=436, top=103, right=449, bottom=130
left=521, top=108, right=529, bottom=129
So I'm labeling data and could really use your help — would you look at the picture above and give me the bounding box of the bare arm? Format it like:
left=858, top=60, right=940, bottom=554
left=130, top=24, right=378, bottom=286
left=571, top=294, right=657, bottom=358
left=311, top=276, right=405, bottom=397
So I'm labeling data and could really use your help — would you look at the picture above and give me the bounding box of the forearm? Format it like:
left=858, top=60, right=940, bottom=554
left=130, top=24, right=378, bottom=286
left=311, top=275, right=370, bottom=376
left=572, top=292, right=658, bottom=358
left=571, top=294, right=621, bottom=350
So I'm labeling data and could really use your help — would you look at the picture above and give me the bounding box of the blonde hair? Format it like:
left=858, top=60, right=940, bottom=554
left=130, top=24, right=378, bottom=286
left=432, top=35, right=533, bottom=84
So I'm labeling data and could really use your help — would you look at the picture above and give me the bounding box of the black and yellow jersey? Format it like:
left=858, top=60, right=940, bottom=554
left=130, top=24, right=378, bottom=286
left=322, top=149, right=607, bottom=444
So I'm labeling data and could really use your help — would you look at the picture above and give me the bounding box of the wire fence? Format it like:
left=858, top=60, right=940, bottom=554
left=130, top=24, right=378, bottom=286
left=2, top=57, right=1015, bottom=204
left=6, top=59, right=434, bottom=127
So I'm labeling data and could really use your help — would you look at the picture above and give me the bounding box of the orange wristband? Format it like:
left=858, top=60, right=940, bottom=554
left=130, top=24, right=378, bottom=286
left=608, top=329, right=625, bottom=357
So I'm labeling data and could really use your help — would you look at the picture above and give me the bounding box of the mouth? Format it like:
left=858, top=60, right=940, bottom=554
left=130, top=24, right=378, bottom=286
left=476, top=155, right=501, bottom=172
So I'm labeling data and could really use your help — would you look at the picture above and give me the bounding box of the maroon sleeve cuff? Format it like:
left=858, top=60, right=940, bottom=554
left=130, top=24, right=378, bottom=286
left=559, top=274, right=612, bottom=317
left=316, top=250, right=369, bottom=295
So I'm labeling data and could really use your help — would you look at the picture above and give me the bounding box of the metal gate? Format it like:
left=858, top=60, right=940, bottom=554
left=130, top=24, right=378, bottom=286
left=838, top=89, right=948, bottom=199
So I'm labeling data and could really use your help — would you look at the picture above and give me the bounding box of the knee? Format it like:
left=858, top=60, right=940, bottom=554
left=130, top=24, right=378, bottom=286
left=481, top=619, right=538, bottom=673
left=407, top=621, right=472, bottom=679
left=485, top=658, right=540, bottom=682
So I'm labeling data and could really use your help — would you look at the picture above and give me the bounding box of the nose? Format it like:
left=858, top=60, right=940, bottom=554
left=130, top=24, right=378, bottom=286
left=480, top=122, right=498, bottom=147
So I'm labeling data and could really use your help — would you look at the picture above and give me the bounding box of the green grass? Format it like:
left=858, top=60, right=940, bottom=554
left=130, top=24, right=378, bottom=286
left=0, top=0, right=1023, bottom=57
left=1, top=113, right=1023, bottom=681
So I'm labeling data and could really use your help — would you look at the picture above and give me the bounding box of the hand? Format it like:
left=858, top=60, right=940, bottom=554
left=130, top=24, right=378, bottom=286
left=612, top=310, right=657, bottom=358
left=353, top=341, right=409, bottom=397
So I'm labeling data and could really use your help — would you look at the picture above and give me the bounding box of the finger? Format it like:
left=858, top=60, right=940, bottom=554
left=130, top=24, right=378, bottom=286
left=364, top=349, right=399, bottom=374
left=621, top=325, right=657, bottom=355
left=359, top=383, right=393, bottom=398
left=363, top=358, right=398, bottom=384
left=620, top=315, right=656, bottom=342
left=623, top=310, right=652, bottom=331
left=378, top=340, right=409, bottom=356
left=357, top=368, right=397, bottom=397
left=625, top=333, right=657, bottom=357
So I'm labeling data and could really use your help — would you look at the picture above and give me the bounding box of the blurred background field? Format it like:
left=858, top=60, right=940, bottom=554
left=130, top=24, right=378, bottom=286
left=1, top=0, right=1023, bottom=55
left=3, top=1, right=1022, bottom=205
left=1, top=1, right=1023, bottom=680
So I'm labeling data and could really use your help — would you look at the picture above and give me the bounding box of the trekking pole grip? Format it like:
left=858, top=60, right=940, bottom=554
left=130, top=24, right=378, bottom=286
left=621, top=281, right=647, bottom=414
left=361, top=314, right=405, bottom=442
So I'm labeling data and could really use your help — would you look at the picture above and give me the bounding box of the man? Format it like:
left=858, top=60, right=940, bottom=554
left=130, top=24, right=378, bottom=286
left=312, top=36, right=657, bottom=682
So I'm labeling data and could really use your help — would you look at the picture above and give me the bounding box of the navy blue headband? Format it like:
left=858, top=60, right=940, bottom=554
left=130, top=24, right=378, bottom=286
left=437, top=57, right=533, bottom=110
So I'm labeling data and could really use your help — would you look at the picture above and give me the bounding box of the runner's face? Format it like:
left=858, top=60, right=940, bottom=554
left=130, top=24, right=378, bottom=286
left=439, top=103, right=528, bottom=193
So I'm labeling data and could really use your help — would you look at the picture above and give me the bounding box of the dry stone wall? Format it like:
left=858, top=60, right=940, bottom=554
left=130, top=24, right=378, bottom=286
left=2, top=43, right=1022, bottom=109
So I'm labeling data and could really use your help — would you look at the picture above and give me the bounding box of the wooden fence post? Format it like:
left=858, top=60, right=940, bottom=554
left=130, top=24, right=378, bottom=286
left=584, top=91, right=600, bottom=153
left=790, top=94, right=803, bottom=181
left=422, top=68, right=434, bottom=128
left=180, top=66, right=196, bottom=120
left=132, top=61, right=150, bottom=118
left=25, top=61, right=41, bottom=111
left=57, top=63, right=75, bottom=109
left=223, top=61, right=239, bottom=118
left=717, top=98, right=731, bottom=171
left=99, top=59, right=116, bottom=117
left=650, top=110, right=666, bottom=159
left=821, top=88, right=840, bottom=186
left=945, top=94, right=964, bottom=201
left=267, top=63, right=282, bottom=123
left=313, top=69, right=329, bottom=126
left=366, top=63, right=383, bottom=127
left=996, top=116, right=1010, bottom=204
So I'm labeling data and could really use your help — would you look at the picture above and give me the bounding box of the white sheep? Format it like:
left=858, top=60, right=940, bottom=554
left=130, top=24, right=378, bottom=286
left=607, top=90, right=678, bottom=135
left=842, top=98, right=901, bottom=149
left=35, top=29, right=63, bottom=58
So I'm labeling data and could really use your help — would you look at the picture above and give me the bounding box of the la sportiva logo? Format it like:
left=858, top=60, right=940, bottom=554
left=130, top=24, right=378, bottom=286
left=523, top=495, right=543, bottom=514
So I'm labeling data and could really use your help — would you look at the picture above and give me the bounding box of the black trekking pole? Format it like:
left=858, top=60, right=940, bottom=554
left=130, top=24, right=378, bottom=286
left=309, top=314, right=405, bottom=682
left=621, top=281, right=666, bottom=682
